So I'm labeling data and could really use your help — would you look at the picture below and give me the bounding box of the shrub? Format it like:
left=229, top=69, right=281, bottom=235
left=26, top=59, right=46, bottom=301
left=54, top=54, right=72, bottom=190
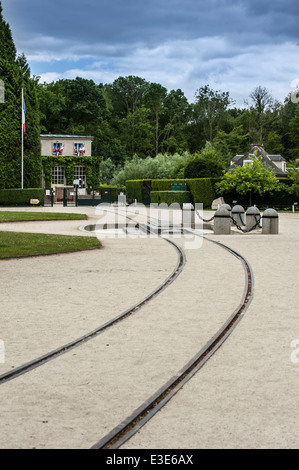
left=126, top=178, right=220, bottom=208
left=150, top=191, right=191, bottom=207
left=187, top=178, right=220, bottom=207
left=0, top=188, right=44, bottom=206
left=184, top=156, right=224, bottom=179
left=125, top=179, right=151, bottom=202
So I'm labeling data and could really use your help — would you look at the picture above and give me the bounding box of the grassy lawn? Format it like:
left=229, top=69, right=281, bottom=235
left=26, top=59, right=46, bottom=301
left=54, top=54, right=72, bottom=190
left=0, top=211, right=88, bottom=222
left=0, top=231, right=101, bottom=258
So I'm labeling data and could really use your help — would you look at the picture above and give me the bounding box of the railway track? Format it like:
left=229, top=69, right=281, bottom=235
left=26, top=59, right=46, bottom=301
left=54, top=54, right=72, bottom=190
left=90, top=232, right=254, bottom=449
left=0, top=216, right=185, bottom=386
left=0, top=207, right=254, bottom=450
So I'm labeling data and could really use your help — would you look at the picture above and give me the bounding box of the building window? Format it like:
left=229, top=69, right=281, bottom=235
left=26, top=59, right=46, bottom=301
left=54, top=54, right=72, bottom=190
left=243, top=159, right=253, bottom=167
left=74, top=166, right=86, bottom=188
left=53, top=142, right=64, bottom=155
left=52, top=166, right=65, bottom=185
left=74, top=143, right=85, bottom=156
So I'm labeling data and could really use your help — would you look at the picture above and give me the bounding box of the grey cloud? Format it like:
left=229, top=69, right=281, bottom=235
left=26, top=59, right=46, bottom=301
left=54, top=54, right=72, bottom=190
left=3, top=0, right=298, bottom=53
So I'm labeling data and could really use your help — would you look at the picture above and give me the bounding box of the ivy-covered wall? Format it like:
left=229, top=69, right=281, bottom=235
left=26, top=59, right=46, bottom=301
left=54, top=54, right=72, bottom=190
left=41, top=155, right=102, bottom=188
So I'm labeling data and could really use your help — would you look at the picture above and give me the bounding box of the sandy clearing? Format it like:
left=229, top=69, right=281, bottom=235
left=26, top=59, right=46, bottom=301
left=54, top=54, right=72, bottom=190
left=0, top=207, right=298, bottom=449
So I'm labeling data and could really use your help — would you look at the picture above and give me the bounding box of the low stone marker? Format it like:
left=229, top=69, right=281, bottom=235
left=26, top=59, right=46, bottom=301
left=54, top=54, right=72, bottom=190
left=246, top=206, right=261, bottom=232
left=182, top=203, right=195, bottom=228
left=211, top=197, right=225, bottom=210
left=231, top=205, right=245, bottom=227
left=30, top=199, right=39, bottom=205
left=213, top=206, right=231, bottom=234
left=220, top=203, right=231, bottom=212
left=262, top=208, right=279, bottom=234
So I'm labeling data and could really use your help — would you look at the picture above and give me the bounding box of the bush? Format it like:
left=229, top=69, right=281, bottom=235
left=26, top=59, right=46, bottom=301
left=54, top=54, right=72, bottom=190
left=187, top=178, right=220, bottom=207
left=151, top=191, right=191, bottom=207
left=0, top=188, right=44, bottom=206
left=222, top=185, right=296, bottom=210
left=125, top=178, right=221, bottom=208
left=112, top=153, right=191, bottom=186
left=184, top=157, right=224, bottom=179
left=125, top=179, right=151, bottom=202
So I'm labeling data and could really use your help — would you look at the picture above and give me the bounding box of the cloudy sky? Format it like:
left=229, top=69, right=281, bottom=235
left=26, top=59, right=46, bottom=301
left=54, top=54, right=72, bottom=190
left=2, top=0, right=299, bottom=107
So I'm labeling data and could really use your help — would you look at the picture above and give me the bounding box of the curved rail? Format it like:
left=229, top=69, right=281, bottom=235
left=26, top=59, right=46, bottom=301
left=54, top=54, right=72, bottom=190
left=0, top=219, right=186, bottom=385
left=91, top=233, right=254, bottom=449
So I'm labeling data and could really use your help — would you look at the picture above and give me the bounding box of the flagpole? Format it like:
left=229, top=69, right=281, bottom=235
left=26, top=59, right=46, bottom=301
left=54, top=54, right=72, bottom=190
left=21, top=88, right=24, bottom=189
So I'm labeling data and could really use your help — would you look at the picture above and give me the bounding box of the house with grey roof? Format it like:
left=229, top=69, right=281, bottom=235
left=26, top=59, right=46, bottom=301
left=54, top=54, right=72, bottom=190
left=229, top=143, right=287, bottom=178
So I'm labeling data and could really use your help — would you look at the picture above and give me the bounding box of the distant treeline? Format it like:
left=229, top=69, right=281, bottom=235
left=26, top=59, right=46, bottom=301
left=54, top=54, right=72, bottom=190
left=0, top=0, right=298, bottom=190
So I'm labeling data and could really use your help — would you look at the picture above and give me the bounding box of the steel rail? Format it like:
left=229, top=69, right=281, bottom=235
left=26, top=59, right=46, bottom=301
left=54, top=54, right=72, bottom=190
left=0, top=214, right=186, bottom=386
left=91, top=233, right=254, bottom=449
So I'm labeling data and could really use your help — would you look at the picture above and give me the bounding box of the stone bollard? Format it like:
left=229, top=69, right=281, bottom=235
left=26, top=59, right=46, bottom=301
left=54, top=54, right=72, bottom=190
left=262, top=208, right=279, bottom=234
left=182, top=203, right=195, bottom=228
left=213, top=207, right=231, bottom=234
left=220, top=203, right=232, bottom=212
left=231, top=205, right=245, bottom=227
left=246, top=206, right=261, bottom=232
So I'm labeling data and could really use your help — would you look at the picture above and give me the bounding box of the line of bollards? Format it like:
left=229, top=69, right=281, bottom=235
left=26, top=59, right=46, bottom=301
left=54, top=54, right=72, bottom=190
left=213, top=204, right=279, bottom=235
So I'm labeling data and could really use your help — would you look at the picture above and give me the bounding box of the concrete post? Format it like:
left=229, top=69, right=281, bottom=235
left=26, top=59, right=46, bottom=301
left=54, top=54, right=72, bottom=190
left=262, top=208, right=279, bottom=234
left=213, top=207, right=231, bottom=234
left=182, top=203, right=195, bottom=228
left=220, top=203, right=232, bottom=212
left=246, top=206, right=261, bottom=232
left=231, top=205, right=245, bottom=227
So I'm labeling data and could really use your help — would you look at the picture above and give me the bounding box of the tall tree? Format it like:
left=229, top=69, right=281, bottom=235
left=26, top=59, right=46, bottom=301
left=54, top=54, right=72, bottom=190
left=247, top=86, right=274, bottom=143
left=160, top=89, right=190, bottom=153
left=144, top=82, right=167, bottom=155
left=0, top=1, right=41, bottom=188
left=110, top=75, right=149, bottom=117
left=194, top=85, right=234, bottom=143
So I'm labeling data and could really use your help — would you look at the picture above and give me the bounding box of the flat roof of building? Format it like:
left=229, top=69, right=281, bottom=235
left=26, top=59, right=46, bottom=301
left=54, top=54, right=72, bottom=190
left=40, top=134, right=94, bottom=139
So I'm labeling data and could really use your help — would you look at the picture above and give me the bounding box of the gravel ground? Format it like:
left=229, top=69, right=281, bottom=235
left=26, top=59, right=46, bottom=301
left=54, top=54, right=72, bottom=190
left=0, top=206, right=298, bottom=449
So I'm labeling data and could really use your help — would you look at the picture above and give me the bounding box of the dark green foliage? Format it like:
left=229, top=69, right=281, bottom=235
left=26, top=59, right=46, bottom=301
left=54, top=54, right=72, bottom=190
left=0, top=3, right=41, bottom=189
left=222, top=185, right=295, bottom=210
left=184, top=157, right=224, bottom=178
left=151, top=178, right=219, bottom=207
left=187, top=178, right=220, bottom=207
left=126, top=178, right=219, bottom=208
left=125, top=179, right=151, bottom=201
left=151, top=179, right=187, bottom=191
left=41, top=155, right=101, bottom=188
left=0, top=188, right=44, bottom=206
left=151, top=190, right=191, bottom=207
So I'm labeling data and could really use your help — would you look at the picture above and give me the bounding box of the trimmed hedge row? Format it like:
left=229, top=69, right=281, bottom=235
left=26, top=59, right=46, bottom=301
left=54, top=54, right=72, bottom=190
left=150, top=191, right=191, bottom=206
left=0, top=188, right=45, bottom=206
left=126, top=178, right=220, bottom=207
left=125, top=177, right=296, bottom=209
left=223, top=187, right=296, bottom=210
left=125, top=179, right=152, bottom=202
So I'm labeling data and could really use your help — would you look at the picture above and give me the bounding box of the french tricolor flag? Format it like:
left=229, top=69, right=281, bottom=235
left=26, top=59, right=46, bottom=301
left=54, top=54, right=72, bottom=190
left=22, top=90, right=26, bottom=133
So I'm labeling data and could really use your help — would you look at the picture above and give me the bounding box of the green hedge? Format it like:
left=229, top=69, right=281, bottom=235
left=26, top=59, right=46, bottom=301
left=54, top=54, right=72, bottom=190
left=125, top=179, right=151, bottom=201
left=223, top=187, right=296, bottom=210
left=125, top=177, right=296, bottom=210
left=151, top=179, right=220, bottom=207
left=187, top=178, right=220, bottom=207
left=150, top=191, right=191, bottom=207
left=0, top=188, right=45, bottom=206
left=125, top=178, right=220, bottom=208
left=151, top=179, right=187, bottom=191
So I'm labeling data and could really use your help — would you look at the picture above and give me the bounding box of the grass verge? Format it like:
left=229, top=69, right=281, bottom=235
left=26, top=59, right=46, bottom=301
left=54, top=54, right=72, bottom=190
left=0, top=231, right=101, bottom=258
left=0, top=211, right=88, bottom=222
